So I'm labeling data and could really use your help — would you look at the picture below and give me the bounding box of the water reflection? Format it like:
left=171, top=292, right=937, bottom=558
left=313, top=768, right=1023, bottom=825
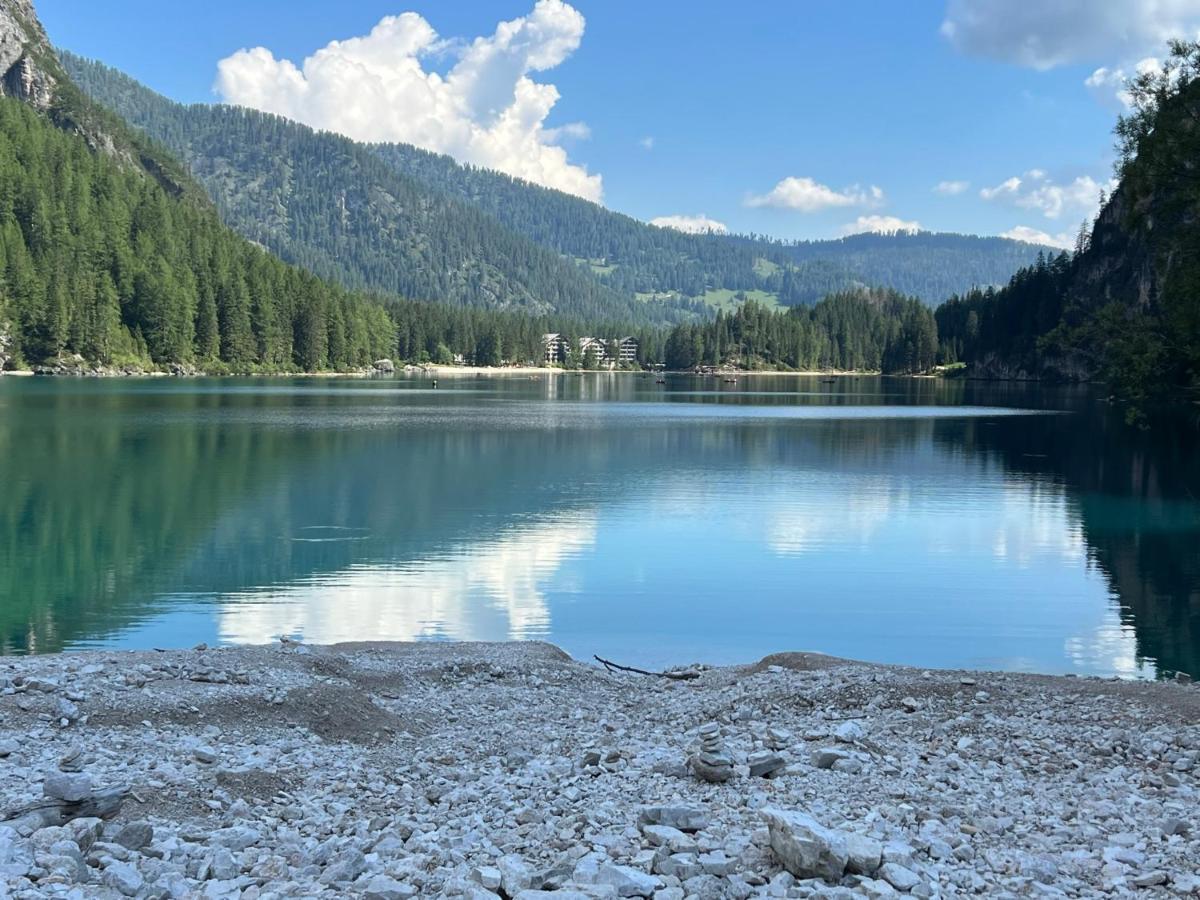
left=0, top=375, right=1197, bottom=678
left=218, top=514, right=596, bottom=644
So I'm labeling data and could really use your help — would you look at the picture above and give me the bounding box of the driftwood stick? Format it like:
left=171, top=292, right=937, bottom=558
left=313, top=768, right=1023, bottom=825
left=593, top=655, right=700, bottom=681
left=1, top=785, right=130, bottom=829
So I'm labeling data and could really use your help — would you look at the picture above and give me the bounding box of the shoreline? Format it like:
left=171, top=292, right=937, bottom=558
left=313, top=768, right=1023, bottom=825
left=1, top=640, right=1196, bottom=897
left=0, top=367, right=933, bottom=380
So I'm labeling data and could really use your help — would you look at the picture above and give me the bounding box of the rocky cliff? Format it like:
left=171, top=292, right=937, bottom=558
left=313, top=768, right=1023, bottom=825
left=943, top=48, right=1200, bottom=404
left=0, top=319, right=14, bottom=371
left=0, top=0, right=199, bottom=200
left=0, top=0, right=55, bottom=109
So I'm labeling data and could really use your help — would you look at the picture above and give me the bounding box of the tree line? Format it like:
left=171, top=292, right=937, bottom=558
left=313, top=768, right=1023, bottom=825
left=662, top=290, right=939, bottom=374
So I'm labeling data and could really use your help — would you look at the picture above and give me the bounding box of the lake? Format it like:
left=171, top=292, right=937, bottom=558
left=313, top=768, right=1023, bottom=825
left=1, top=373, right=1197, bottom=678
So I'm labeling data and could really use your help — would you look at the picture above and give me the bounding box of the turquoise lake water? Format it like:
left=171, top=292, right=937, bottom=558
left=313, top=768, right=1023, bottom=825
left=1, top=373, right=1197, bottom=677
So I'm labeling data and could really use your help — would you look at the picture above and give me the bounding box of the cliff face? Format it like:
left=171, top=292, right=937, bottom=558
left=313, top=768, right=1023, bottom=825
left=0, top=0, right=201, bottom=200
left=1066, top=176, right=1163, bottom=323
left=0, top=0, right=55, bottom=109
left=0, top=319, right=13, bottom=371
left=969, top=68, right=1200, bottom=398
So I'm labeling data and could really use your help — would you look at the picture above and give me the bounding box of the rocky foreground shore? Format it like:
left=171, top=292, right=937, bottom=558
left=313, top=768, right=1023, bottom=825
left=1, top=642, right=1198, bottom=899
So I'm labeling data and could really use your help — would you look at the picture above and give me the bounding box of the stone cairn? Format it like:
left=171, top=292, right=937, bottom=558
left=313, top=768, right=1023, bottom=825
left=690, top=721, right=734, bottom=783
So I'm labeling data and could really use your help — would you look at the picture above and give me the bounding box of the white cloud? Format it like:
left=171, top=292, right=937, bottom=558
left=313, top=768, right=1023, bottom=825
left=746, top=177, right=884, bottom=212
left=214, top=1, right=603, bottom=202
left=1000, top=225, right=1075, bottom=249
left=934, top=179, right=970, bottom=196
left=1085, top=56, right=1163, bottom=107
left=979, top=169, right=1114, bottom=220
left=638, top=136, right=655, bottom=150
left=979, top=176, right=1023, bottom=201
left=650, top=214, right=729, bottom=235
left=840, top=215, right=922, bottom=236
left=941, top=0, right=1200, bottom=70
left=544, top=121, right=591, bottom=144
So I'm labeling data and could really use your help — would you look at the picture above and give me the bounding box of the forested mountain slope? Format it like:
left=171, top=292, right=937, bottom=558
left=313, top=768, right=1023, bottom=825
left=59, top=53, right=692, bottom=326
left=375, top=140, right=1047, bottom=306
left=3, top=0, right=600, bottom=373
left=0, top=0, right=395, bottom=372
left=936, top=41, right=1200, bottom=414
left=63, top=53, right=1045, bottom=313
left=0, top=95, right=396, bottom=371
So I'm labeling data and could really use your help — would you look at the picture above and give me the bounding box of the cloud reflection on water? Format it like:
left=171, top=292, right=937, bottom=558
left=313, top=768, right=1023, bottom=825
left=217, top=514, right=596, bottom=645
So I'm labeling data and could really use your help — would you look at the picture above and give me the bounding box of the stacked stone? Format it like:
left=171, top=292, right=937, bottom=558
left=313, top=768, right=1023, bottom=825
left=690, top=721, right=734, bottom=783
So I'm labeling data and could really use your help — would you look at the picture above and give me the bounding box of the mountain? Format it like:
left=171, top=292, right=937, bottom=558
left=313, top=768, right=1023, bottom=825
left=373, top=141, right=1047, bottom=306
left=58, top=53, right=691, bottom=326
left=0, top=0, right=514, bottom=373
left=62, top=52, right=1046, bottom=316
left=936, top=41, right=1200, bottom=416
left=5, top=0, right=667, bottom=375
left=1, top=0, right=199, bottom=201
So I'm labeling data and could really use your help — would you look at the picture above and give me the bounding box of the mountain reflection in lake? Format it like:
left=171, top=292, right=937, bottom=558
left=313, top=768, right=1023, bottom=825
left=0, top=374, right=1196, bottom=678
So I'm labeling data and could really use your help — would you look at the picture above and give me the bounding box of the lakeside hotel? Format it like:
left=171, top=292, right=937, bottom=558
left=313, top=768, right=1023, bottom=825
left=543, top=334, right=638, bottom=366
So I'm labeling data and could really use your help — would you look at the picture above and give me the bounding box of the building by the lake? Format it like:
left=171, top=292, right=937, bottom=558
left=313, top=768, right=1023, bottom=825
left=542, top=334, right=638, bottom=367
left=543, top=334, right=570, bottom=365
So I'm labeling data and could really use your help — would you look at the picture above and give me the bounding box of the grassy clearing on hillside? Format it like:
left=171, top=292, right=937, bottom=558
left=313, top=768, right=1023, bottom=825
left=752, top=257, right=780, bottom=278
left=575, top=257, right=618, bottom=275
left=698, top=289, right=786, bottom=313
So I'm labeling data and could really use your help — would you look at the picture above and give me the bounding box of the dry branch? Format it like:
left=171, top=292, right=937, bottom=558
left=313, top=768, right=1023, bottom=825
left=593, top=655, right=700, bottom=681
left=1, top=785, right=129, bottom=829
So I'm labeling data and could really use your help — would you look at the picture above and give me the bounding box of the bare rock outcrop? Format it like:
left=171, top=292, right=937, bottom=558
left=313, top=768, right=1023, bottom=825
left=0, top=0, right=56, bottom=110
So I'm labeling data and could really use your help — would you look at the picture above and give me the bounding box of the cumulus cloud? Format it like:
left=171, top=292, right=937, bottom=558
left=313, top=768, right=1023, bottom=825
left=746, top=177, right=883, bottom=212
left=638, top=136, right=655, bottom=150
left=979, top=176, right=1024, bottom=201
left=544, top=121, right=591, bottom=144
left=1000, top=225, right=1075, bottom=249
left=940, top=0, right=1200, bottom=70
left=649, top=214, right=729, bottom=235
left=1085, top=56, right=1163, bottom=107
left=215, top=1, right=603, bottom=202
left=934, top=179, right=970, bottom=195
left=840, top=215, right=922, bottom=236
left=979, top=169, right=1114, bottom=220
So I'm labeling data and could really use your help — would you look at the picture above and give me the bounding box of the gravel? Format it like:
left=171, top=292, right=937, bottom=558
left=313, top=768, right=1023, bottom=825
left=0, top=640, right=1198, bottom=897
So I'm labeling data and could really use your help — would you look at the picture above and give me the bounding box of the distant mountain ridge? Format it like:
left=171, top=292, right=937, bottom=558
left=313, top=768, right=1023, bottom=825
left=374, top=140, right=1049, bottom=305
left=62, top=52, right=1047, bottom=319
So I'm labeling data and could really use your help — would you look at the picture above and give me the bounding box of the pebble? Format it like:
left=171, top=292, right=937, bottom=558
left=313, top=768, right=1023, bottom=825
left=112, top=821, right=153, bottom=851
left=597, top=862, right=658, bottom=897
left=42, top=770, right=92, bottom=802
left=638, top=806, right=709, bottom=833
left=747, top=751, right=785, bottom=778
left=0, top=642, right=1194, bottom=898
left=877, top=862, right=921, bottom=891
left=833, top=721, right=863, bottom=743
left=102, top=861, right=144, bottom=896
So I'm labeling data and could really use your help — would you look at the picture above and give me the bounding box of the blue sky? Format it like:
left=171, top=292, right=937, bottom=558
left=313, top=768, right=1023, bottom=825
left=39, top=0, right=1198, bottom=247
